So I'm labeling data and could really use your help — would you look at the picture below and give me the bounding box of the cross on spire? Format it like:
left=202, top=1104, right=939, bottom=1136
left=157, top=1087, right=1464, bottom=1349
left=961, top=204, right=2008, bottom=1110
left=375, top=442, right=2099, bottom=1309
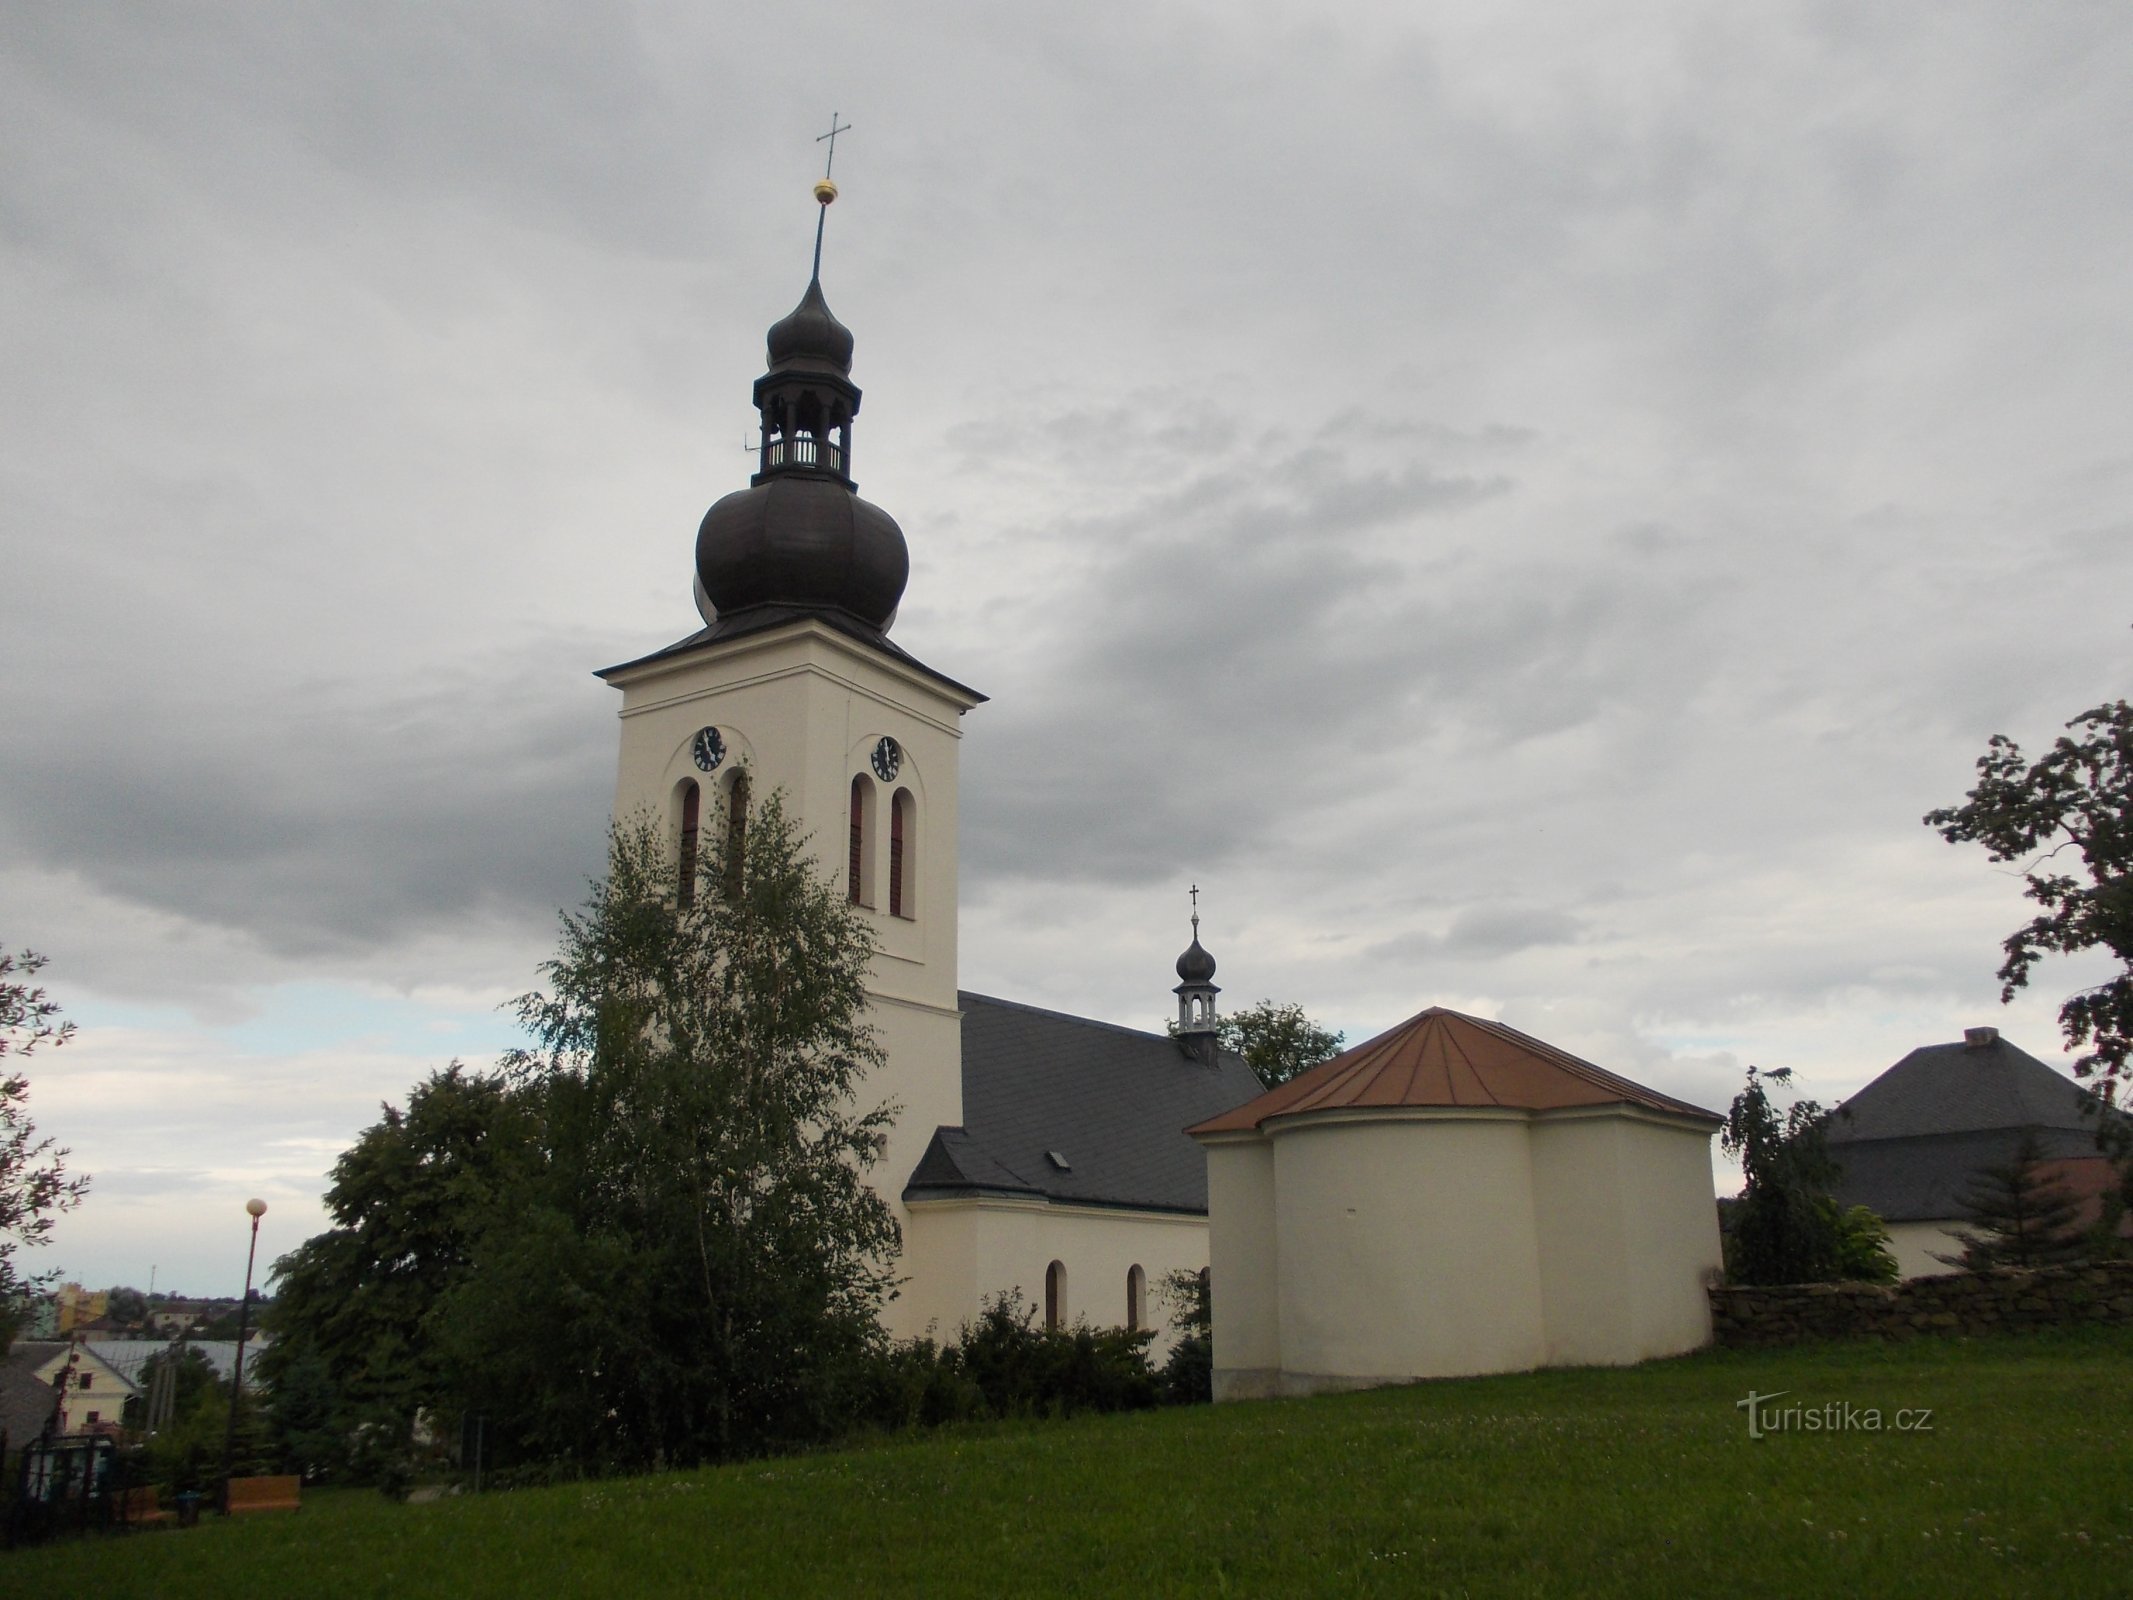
left=1190, top=883, right=1200, bottom=938
left=817, top=113, right=852, bottom=179
left=809, top=113, right=852, bottom=282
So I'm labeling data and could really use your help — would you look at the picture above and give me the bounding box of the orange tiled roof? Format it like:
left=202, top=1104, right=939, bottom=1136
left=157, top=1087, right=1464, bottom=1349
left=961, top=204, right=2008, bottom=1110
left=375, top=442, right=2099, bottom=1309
left=1187, top=1006, right=1720, bottom=1135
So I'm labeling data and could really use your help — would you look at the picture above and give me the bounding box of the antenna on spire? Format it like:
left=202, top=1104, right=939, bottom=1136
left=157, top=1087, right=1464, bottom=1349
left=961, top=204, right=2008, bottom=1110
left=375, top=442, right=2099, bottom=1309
left=810, top=112, right=852, bottom=281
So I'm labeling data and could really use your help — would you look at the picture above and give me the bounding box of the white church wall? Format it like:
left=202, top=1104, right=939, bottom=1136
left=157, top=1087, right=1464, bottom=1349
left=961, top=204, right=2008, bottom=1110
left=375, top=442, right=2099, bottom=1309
left=903, top=1196, right=1208, bottom=1354
left=1204, top=1136, right=1282, bottom=1400
left=1271, top=1112, right=1548, bottom=1391
left=1532, top=1110, right=1721, bottom=1366
left=1530, top=1114, right=1635, bottom=1366
left=1615, top=1114, right=1724, bottom=1359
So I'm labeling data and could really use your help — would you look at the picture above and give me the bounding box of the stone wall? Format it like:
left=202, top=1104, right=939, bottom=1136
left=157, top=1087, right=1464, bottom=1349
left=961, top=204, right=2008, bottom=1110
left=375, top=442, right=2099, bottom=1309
left=1707, top=1259, right=2133, bottom=1349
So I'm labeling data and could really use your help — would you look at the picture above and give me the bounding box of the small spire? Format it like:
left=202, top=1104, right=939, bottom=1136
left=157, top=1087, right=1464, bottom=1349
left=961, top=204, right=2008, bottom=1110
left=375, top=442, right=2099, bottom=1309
left=1174, top=886, right=1221, bottom=1060
left=810, top=112, right=851, bottom=281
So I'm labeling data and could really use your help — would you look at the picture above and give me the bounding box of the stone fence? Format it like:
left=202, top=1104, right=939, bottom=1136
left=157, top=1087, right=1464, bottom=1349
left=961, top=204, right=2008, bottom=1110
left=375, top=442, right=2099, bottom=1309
left=1707, top=1259, right=2133, bottom=1349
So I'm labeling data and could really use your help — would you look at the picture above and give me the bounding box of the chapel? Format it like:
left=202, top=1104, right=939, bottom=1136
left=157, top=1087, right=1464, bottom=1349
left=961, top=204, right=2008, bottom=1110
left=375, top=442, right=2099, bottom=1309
left=1189, top=1007, right=1726, bottom=1398
left=595, top=179, right=1259, bottom=1342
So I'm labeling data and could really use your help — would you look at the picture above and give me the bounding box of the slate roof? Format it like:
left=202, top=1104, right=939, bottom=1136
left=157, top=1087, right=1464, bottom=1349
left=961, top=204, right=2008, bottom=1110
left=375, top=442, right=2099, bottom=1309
left=0, top=1360, right=60, bottom=1451
left=1188, top=1006, right=1721, bottom=1136
left=902, top=993, right=1264, bottom=1215
left=1827, top=1033, right=2123, bottom=1221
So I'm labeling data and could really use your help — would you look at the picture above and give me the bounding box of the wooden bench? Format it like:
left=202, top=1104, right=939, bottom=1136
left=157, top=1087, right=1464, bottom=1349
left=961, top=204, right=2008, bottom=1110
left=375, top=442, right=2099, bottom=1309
left=226, top=1475, right=302, bottom=1514
left=117, top=1485, right=170, bottom=1526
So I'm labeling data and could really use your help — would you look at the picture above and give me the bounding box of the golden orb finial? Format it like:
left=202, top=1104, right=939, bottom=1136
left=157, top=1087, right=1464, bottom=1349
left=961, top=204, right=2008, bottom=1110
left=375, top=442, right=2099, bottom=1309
left=813, top=177, right=838, bottom=206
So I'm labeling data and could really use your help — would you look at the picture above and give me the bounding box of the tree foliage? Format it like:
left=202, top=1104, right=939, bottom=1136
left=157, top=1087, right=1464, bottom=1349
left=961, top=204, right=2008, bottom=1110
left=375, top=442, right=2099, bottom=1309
left=1189, top=999, right=1345, bottom=1088
left=0, top=946, right=88, bottom=1343
left=1721, top=1067, right=1894, bottom=1286
left=1155, top=1266, right=1212, bottom=1404
left=1934, top=1129, right=2088, bottom=1270
left=261, top=1064, right=541, bottom=1451
left=1926, top=699, right=2133, bottom=1093
left=433, top=792, right=899, bottom=1473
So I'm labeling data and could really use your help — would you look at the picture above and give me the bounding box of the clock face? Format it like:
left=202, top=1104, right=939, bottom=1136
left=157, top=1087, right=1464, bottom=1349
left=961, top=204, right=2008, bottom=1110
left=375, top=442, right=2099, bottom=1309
left=691, top=727, right=726, bottom=773
left=870, top=735, right=902, bottom=783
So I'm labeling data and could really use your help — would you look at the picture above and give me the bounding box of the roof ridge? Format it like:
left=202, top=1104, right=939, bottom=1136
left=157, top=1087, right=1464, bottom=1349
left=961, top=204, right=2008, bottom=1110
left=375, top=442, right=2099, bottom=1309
left=957, top=990, right=1174, bottom=1046
left=1438, top=1014, right=1505, bottom=1107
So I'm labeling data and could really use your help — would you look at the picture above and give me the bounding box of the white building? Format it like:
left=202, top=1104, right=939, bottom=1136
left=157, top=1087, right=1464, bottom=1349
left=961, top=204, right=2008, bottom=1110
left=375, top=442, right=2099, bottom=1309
left=1190, top=1007, right=1724, bottom=1399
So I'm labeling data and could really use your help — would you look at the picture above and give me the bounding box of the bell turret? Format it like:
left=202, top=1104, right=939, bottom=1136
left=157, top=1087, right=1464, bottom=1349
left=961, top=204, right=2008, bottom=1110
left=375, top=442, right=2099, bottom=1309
left=694, top=175, right=910, bottom=633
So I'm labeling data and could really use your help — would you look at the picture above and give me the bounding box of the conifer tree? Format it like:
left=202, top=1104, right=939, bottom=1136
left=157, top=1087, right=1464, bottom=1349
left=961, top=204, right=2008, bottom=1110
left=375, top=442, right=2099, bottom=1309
left=1936, top=1128, right=2087, bottom=1269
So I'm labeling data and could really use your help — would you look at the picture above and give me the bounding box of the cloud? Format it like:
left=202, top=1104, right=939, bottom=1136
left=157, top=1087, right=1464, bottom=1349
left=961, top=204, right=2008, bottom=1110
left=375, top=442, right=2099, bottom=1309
left=7, top=3, right=2133, bottom=1288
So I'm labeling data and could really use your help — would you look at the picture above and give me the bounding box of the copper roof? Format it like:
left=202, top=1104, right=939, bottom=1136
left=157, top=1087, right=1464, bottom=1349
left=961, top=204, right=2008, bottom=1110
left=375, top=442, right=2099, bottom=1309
left=1186, top=1006, right=1721, bottom=1136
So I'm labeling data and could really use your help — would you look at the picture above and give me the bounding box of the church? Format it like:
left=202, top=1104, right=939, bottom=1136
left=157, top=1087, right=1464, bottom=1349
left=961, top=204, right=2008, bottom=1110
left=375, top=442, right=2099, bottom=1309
left=594, top=176, right=1728, bottom=1377
left=595, top=179, right=1261, bottom=1344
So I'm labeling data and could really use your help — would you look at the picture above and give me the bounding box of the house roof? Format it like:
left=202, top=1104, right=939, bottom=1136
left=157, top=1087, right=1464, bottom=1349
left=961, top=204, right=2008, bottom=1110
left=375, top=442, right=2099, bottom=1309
left=0, top=1362, right=60, bottom=1449
left=902, top=993, right=1265, bottom=1215
left=80, top=1339, right=262, bottom=1391
left=1188, top=1006, right=1721, bottom=1136
left=1825, top=1033, right=2110, bottom=1144
left=1830, top=1129, right=2115, bottom=1222
left=1825, top=1031, right=2123, bottom=1221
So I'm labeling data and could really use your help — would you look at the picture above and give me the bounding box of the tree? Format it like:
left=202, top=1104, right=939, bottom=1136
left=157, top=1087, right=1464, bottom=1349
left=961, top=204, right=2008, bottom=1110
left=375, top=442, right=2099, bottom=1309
left=1176, top=1000, right=1345, bottom=1087
left=1926, top=700, right=2133, bottom=1095
left=261, top=1064, right=540, bottom=1458
left=439, top=792, right=901, bottom=1470
left=1155, top=1266, right=1212, bottom=1404
left=1, top=946, right=88, bottom=1345
left=1720, top=1066, right=1894, bottom=1285
left=1934, top=1129, right=2088, bottom=1269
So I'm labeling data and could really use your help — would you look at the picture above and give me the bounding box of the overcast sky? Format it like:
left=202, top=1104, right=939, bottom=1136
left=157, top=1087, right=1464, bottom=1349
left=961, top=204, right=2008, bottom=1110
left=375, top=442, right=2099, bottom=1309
left=5, top=2, right=2128, bottom=1296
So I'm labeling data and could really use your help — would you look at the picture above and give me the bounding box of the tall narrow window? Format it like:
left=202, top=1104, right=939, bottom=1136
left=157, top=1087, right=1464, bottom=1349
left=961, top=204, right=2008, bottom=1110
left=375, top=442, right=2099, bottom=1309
left=1044, top=1260, right=1067, bottom=1331
left=1126, top=1264, right=1146, bottom=1333
left=724, top=769, right=749, bottom=896
left=849, top=776, right=866, bottom=904
left=677, top=781, right=700, bottom=907
left=888, top=789, right=910, bottom=917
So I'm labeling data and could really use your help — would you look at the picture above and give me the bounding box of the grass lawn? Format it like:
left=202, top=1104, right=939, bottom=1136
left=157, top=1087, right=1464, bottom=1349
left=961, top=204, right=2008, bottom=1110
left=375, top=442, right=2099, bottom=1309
left=12, top=1326, right=2132, bottom=1598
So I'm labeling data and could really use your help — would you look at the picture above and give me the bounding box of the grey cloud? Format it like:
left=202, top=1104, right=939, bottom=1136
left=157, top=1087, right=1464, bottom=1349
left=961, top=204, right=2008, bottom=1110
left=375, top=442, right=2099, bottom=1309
left=1, top=642, right=612, bottom=961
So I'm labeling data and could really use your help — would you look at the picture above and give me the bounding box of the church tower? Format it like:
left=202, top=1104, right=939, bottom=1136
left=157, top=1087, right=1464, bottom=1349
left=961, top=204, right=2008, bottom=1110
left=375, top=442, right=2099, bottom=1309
left=597, top=178, right=984, bottom=1336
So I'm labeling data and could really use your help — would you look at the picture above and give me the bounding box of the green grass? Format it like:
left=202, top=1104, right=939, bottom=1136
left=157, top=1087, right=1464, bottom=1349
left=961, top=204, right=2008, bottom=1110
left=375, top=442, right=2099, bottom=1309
left=13, top=1328, right=2133, bottom=1598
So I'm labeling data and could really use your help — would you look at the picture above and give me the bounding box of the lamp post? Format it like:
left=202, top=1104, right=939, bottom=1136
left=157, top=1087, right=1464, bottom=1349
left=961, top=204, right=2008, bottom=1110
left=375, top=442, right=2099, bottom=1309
left=218, top=1197, right=267, bottom=1516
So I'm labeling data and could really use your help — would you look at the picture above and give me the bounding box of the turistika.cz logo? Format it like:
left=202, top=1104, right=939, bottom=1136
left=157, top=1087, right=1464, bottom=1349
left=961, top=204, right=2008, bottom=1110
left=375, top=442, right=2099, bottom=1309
left=1735, top=1390, right=1935, bottom=1440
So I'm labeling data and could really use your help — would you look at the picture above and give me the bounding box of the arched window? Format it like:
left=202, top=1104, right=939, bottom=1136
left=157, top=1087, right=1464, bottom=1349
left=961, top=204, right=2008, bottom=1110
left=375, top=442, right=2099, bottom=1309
left=724, top=769, right=750, bottom=896
left=1044, top=1260, right=1067, bottom=1332
left=677, top=780, right=700, bottom=907
left=1126, top=1264, right=1146, bottom=1333
left=849, top=776, right=866, bottom=904
left=889, top=788, right=914, bottom=918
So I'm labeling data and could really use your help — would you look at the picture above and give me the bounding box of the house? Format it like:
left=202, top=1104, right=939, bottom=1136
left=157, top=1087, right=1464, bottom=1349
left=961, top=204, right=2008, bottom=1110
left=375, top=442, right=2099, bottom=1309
left=1188, top=1007, right=1724, bottom=1398
left=4, top=1343, right=141, bottom=1436
left=1827, top=1026, right=2126, bottom=1277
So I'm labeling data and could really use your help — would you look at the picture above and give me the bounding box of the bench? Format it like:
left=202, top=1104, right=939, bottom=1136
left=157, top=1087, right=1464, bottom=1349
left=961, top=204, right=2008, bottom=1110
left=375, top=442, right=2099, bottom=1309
left=117, top=1485, right=170, bottom=1526
left=226, top=1475, right=302, bottom=1514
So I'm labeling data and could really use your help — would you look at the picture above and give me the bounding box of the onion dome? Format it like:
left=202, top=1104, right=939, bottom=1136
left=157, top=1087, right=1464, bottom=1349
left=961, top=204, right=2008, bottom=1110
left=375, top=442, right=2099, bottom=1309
left=766, top=276, right=855, bottom=376
left=695, top=246, right=909, bottom=631
left=1177, top=935, right=1218, bottom=984
left=696, top=476, right=908, bottom=629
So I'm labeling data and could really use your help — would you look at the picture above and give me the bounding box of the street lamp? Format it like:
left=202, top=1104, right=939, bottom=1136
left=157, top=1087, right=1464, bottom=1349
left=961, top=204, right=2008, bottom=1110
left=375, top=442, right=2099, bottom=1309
left=218, top=1197, right=267, bottom=1516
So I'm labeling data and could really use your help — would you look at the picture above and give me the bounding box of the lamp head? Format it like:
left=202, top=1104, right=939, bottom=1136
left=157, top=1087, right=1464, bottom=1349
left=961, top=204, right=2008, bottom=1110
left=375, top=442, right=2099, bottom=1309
left=245, top=1198, right=267, bottom=1219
